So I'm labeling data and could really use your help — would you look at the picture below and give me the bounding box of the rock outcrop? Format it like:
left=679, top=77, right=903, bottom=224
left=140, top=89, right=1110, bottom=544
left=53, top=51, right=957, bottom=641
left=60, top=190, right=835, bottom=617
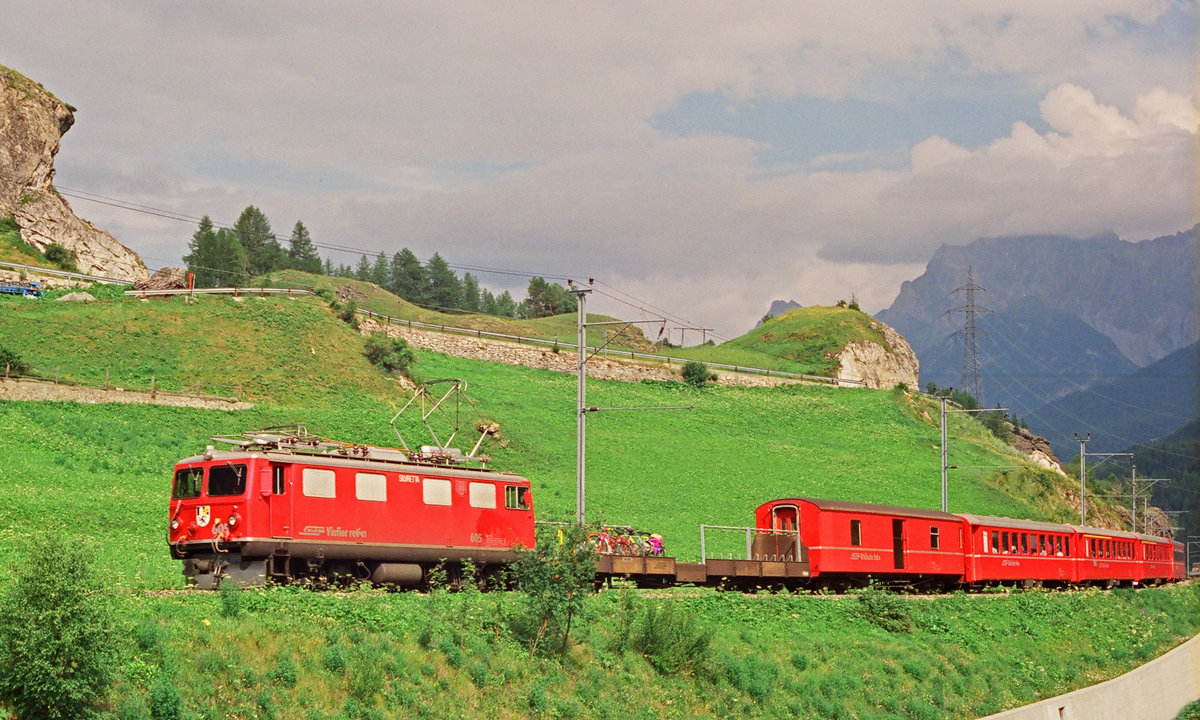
left=836, top=321, right=919, bottom=390
left=133, top=266, right=187, bottom=291
left=1008, top=424, right=1067, bottom=476
left=0, top=65, right=148, bottom=283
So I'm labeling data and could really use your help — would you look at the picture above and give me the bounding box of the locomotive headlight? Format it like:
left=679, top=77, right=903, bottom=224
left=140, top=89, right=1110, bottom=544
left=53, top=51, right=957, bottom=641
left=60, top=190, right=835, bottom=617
left=228, top=514, right=238, bottom=528
left=170, top=519, right=180, bottom=531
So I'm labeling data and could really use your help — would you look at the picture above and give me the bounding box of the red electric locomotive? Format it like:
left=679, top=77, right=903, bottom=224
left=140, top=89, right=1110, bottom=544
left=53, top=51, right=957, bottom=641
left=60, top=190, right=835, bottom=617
left=167, top=428, right=534, bottom=588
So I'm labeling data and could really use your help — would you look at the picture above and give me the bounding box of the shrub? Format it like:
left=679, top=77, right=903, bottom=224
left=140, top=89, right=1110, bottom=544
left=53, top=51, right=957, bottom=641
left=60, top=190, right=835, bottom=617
left=633, top=602, right=710, bottom=674
left=363, top=332, right=416, bottom=374
left=723, top=652, right=779, bottom=703
left=338, top=300, right=359, bottom=328
left=271, top=654, right=298, bottom=687
left=681, top=360, right=716, bottom=387
left=0, top=345, right=29, bottom=374
left=149, top=673, right=183, bottom=720
left=43, top=243, right=79, bottom=272
left=857, top=584, right=912, bottom=633
left=0, top=534, right=118, bottom=720
left=511, top=523, right=597, bottom=657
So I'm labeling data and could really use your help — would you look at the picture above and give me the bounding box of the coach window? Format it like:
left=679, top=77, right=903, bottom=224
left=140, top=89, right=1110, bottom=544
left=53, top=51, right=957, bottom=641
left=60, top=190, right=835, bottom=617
left=423, top=478, right=452, bottom=506
left=173, top=467, right=203, bottom=499
left=505, top=485, right=530, bottom=511
left=1064, top=537, right=1070, bottom=556
left=273, top=466, right=286, bottom=495
left=302, top=468, right=336, bottom=498
left=850, top=520, right=862, bottom=546
left=208, top=464, right=247, bottom=496
left=991, top=530, right=1000, bottom=554
left=355, top=472, right=387, bottom=502
left=1001, top=531, right=1009, bottom=554
left=1020, top=534, right=1029, bottom=555
left=930, top=526, right=940, bottom=550
left=469, top=482, right=497, bottom=509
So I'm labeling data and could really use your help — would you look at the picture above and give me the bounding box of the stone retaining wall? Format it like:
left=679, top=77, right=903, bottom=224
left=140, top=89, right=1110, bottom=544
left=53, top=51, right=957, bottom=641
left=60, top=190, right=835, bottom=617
left=360, top=319, right=803, bottom=388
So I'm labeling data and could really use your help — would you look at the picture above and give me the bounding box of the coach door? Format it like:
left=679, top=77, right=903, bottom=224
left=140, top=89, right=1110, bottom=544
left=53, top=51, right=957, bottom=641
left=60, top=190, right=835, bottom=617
left=771, top=504, right=798, bottom=533
left=269, top=465, right=292, bottom=538
left=892, top=519, right=906, bottom=569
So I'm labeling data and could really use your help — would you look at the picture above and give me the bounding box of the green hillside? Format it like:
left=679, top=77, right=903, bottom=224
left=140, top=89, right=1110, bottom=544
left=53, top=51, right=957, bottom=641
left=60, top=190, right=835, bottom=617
left=1, top=287, right=1193, bottom=720
left=0, top=289, right=1084, bottom=584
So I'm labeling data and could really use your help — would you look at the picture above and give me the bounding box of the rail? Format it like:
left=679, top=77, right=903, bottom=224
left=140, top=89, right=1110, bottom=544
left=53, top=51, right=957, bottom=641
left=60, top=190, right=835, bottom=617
left=0, top=260, right=134, bottom=285
left=357, top=308, right=864, bottom=387
left=123, top=287, right=313, bottom=298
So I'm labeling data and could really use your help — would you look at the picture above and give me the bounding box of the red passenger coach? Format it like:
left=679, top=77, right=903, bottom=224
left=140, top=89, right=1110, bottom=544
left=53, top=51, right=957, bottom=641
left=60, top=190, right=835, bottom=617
left=959, top=515, right=1075, bottom=586
left=1134, top=534, right=1177, bottom=584
left=167, top=430, right=534, bottom=588
left=1073, top=526, right=1140, bottom=584
left=756, top=498, right=966, bottom=588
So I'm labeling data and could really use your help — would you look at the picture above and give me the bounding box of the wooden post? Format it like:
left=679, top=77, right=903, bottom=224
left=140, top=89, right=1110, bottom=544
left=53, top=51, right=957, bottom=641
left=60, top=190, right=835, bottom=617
left=55, top=367, right=60, bottom=384
left=150, top=376, right=155, bottom=396
left=104, top=370, right=109, bottom=390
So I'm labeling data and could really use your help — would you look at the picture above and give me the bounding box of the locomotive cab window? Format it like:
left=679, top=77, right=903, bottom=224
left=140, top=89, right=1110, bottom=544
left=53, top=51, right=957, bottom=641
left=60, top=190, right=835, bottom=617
left=273, top=466, right=286, bottom=495
left=929, top=526, right=940, bottom=549
left=850, top=519, right=862, bottom=546
left=173, top=467, right=203, bottom=499
left=208, top=464, right=247, bottom=496
left=505, top=485, right=530, bottom=510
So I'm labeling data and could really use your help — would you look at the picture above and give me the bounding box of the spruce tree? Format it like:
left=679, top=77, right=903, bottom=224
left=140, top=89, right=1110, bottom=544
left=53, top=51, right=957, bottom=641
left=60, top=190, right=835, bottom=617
left=425, top=252, right=463, bottom=310
left=389, top=248, right=428, bottom=302
left=370, top=251, right=389, bottom=288
left=286, top=220, right=322, bottom=273
left=462, top=272, right=482, bottom=313
left=233, top=206, right=285, bottom=276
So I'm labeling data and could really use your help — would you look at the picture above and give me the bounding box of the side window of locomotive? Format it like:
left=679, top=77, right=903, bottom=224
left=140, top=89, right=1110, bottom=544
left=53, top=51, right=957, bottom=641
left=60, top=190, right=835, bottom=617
left=505, top=485, right=530, bottom=510
left=469, top=482, right=497, bottom=509
left=302, top=468, right=336, bottom=499
left=208, top=464, right=247, bottom=496
left=423, top=478, right=452, bottom=506
left=929, top=526, right=940, bottom=549
left=172, top=467, right=203, bottom=499
left=273, top=466, right=286, bottom=495
left=356, top=473, right=387, bottom=502
left=849, top=519, right=862, bottom=546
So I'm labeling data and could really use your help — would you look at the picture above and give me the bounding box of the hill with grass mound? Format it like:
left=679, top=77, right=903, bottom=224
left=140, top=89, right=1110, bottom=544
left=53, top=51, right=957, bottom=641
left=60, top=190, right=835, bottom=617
left=714, top=305, right=918, bottom=388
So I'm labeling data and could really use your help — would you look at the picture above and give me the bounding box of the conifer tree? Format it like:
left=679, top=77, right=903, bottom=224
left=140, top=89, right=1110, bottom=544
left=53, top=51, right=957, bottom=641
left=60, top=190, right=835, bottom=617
left=286, top=220, right=322, bottom=273
left=233, top=206, right=285, bottom=276
left=389, top=248, right=428, bottom=303
left=425, top=252, right=463, bottom=310
left=184, top=215, right=247, bottom=287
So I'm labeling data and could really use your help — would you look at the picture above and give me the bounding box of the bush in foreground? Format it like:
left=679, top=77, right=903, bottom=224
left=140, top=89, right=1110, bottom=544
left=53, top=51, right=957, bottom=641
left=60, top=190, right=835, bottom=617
left=0, top=534, right=118, bottom=720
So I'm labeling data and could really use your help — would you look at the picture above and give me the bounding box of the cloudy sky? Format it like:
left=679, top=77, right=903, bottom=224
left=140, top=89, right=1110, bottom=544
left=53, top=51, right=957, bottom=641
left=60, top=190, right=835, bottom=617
left=3, top=2, right=1196, bottom=339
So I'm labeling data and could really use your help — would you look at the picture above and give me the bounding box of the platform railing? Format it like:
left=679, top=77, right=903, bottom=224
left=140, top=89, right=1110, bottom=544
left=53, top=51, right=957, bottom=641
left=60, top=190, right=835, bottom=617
left=699, top=524, right=802, bottom=563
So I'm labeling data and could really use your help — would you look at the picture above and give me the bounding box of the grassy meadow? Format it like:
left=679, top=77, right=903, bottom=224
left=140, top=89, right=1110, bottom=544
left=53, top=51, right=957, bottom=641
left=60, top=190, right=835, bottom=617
left=0, top=287, right=1195, bottom=720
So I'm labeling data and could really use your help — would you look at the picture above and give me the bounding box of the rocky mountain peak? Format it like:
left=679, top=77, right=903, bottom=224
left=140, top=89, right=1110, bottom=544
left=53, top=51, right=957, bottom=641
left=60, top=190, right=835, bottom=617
left=0, top=65, right=148, bottom=283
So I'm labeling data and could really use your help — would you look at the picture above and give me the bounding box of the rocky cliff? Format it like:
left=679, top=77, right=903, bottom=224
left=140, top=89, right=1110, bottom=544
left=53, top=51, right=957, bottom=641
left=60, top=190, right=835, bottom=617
left=836, top=321, right=919, bottom=390
left=0, top=65, right=148, bottom=282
